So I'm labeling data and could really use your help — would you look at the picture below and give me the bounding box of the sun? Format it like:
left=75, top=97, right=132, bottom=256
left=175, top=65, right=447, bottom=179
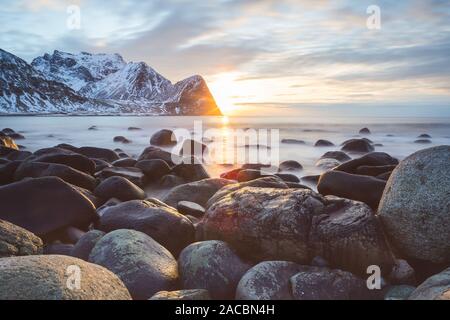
left=208, top=72, right=240, bottom=116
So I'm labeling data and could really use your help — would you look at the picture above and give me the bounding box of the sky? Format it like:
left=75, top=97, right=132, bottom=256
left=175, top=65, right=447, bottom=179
left=1, top=0, right=450, bottom=115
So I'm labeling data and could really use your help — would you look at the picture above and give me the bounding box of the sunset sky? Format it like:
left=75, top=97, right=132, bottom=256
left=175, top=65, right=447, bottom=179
left=1, top=0, right=450, bottom=115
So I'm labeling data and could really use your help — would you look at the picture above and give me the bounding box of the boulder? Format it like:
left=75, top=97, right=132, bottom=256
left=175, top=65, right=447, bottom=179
left=76, top=146, right=119, bottom=163
left=359, top=128, right=371, bottom=135
left=150, top=289, right=211, bottom=300
left=414, top=139, right=432, bottom=144
left=89, top=229, right=178, bottom=300
left=14, top=161, right=97, bottom=190
left=315, top=158, right=340, bottom=170
left=317, top=171, right=386, bottom=209
left=417, top=134, right=431, bottom=138
left=159, top=174, right=186, bottom=188
left=178, top=240, right=252, bottom=299
left=44, top=243, right=74, bottom=255
left=341, top=139, right=374, bottom=153
left=96, top=167, right=146, bottom=187
left=0, top=160, right=21, bottom=185
left=409, top=267, right=450, bottom=300
left=0, top=219, right=43, bottom=257
left=113, top=136, right=131, bottom=144
left=179, top=139, right=207, bottom=158
left=150, top=129, right=176, bottom=146
left=281, top=139, right=305, bottom=144
left=30, top=148, right=95, bottom=174
left=138, top=146, right=180, bottom=166
left=278, top=160, right=303, bottom=172
left=112, top=158, right=137, bottom=167
left=275, top=173, right=300, bottom=183
left=355, top=165, right=397, bottom=177
left=315, top=139, right=334, bottom=147
left=384, top=285, right=415, bottom=300
left=171, top=158, right=210, bottom=182
left=92, top=158, right=111, bottom=172
left=163, top=178, right=233, bottom=208
left=301, top=175, right=320, bottom=185
left=203, top=187, right=393, bottom=275
left=378, top=146, right=450, bottom=264
left=0, top=177, right=98, bottom=238
left=94, top=176, right=145, bottom=201
left=0, top=147, right=31, bottom=160
left=177, top=201, right=206, bottom=218
left=237, top=169, right=263, bottom=182
left=0, top=255, right=131, bottom=300
left=71, top=230, right=105, bottom=261
left=334, top=152, right=398, bottom=174
left=128, top=127, right=141, bottom=131
left=135, top=159, right=171, bottom=180
left=320, top=151, right=351, bottom=162
left=8, top=132, right=25, bottom=140
left=98, top=199, right=194, bottom=256
left=220, top=168, right=241, bottom=180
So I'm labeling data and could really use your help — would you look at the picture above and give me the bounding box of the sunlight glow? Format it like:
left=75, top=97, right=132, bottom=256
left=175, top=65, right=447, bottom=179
left=208, top=72, right=241, bottom=116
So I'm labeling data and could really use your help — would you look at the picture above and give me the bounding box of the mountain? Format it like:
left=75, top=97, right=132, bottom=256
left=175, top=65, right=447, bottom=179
left=0, top=49, right=221, bottom=115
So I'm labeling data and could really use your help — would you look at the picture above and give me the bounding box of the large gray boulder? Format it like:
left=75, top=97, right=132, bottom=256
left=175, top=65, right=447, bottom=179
left=409, top=267, right=450, bottom=300
left=89, top=229, right=178, bottom=300
left=0, top=219, right=43, bottom=257
left=178, top=240, right=252, bottom=299
left=378, top=146, right=450, bottom=264
left=203, top=187, right=393, bottom=275
left=0, top=255, right=131, bottom=300
left=97, top=199, right=194, bottom=256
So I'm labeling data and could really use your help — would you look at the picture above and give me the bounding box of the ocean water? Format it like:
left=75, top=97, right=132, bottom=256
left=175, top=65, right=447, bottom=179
left=1, top=115, right=450, bottom=182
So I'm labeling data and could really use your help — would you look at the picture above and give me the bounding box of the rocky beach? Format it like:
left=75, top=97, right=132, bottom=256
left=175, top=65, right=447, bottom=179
left=1, top=124, right=449, bottom=300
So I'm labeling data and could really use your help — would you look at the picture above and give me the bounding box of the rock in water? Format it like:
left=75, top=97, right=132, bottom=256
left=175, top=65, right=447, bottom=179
left=359, top=128, right=371, bottom=135
left=378, top=146, right=450, bottom=264
left=135, top=159, right=171, bottom=179
left=0, top=255, right=131, bottom=300
left=89, top=229, right=178, bottom=300
left=178, top=240, right=252, bottom=299
left=150, top=289, right=211, bottom=300
left=341, top=139, right=374, bottom=153
left=96, top=166, right=146, bottom=187
left=97, top=199, right=194, bottom=256
left=150, top=129, right=177, bottom=146
left=409, top=267, right=450, bottom=300
left=0, top=219, right=43, bottom=257
left=0, top=177, right=97, bottom=238
left=203, top=187, right=393, bottom=275
left=94, top=176, right=145, bottom=201
left=315, top=139, right=335, bottom=147
left=278, top=160, right=303, bottom=172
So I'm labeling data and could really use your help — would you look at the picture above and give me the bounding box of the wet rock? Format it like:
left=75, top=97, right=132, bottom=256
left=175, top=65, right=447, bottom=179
left=355, top=164, right=397, bottom=177
left=135, top=159, right=171, bottom=180
left=8, top=132, right=25, bottom=140
left=171, top=157, right=210, bottom=182
left=159, top=174, right=186, bottom=188
left=1, top=128, right=15, bottom=135
left=278, top=160, right=303, bottom=172
left=378, top=146, right=450, bottom=264
left=0, top=160, right=21, bottom=185
left=315, top=139, right=334, bottom=147
left=376, top=171, right=392, bottom=181
left=128, top=127, right=141, bottom=131
left=334, top=152, right=398, bottom=174
left=30, top=148, right=95, bottom=174
left=71, top=230, right=105, bottom=261
left=0, top=147, right=31, bottom=160
left=112, top=158, right=137, bottom=167
left=220, top=168, right=241, bottom=180
left=177, top=201, right=206, bottom=218
left=89, top=229, right=178, bottom=300
left=98, top=199, right=194, bottom=256
left=0, top=219, right=43, bottom=257
left=178, top=240, right=252, bottom=299
left=94, top=176, right=145, bottom=201
left=275, top=173, right=300, bottom=183
left=317, top=171, right=386, bottom=209
left=76, top=146, right=119, bottom=163
left=150, top=129, right=176, bottom=146
left=320, top=151, right=351, bottom=162
left=92, top=158, right=111, bottom=172
left=359, top=128, right=371, bottom=135
left=43, top=243, right=74, bottom=256
left=88, top=126, right=97, bottom=130
left=301, top=175, right=320, bottom=185
left=414, top=139, right=432, bottom=144
left=341, top=138, right=374, bottom=153
left=150, top=289, right=211, bottom=300
left=0, top=177, right=97, bottom=238
left=113, top=136, right=131, bottom=144
left=315, top=158, right=340, bottom=170
left=138, top=146, right=180, bottom=166
left=0, top=255, right=131, bottom=300
left=384, top=285, right=415, bottom=300
left=237, top=169, right=263, bottom=182
left=14, top=161, right=97, bottom=190
left=96, top=166, right=146, bottom=187
left=242, top=163, right=272, bottom=170
left=281, top=139, right=305, bottom=144
left=163, top=178, right=233, bottom=208
left=417, top=133, right=431, bottom=139
left=409, top=267, right=450, bottom=300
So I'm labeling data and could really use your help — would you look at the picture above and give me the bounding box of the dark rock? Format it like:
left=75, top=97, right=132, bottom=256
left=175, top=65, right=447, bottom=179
left=97, top=199, right=194, bottom=256
left=378, top=146, right=450, bottom=264
left=94, top=176, right=145, bottom=201
left=0, top=160, right=21, bottom=185
left=159, top=174, right=185, bottom=188
left=163, top=178, right=233, bottom=208
left=177, top=201, right=206, bottom=218
left=113, top=136, right=131, bottom=144
left=179, top=139, right=207, bottom=158
left=150, top=129, right=176, bottom=146
left=0, top=219, right=43, bottom=257
left=1, top=128, right=15, bottom=135
left=43, top=243, right=74, bottom=256
left=0, top=255, right=131, bottom=300
left=317, top=171, right=386, bottom=209
left=241, top=163, right=273, bottom=170
left=417, top=134, right=431, bottom=138
left=178, top=240, right=252, bottom=299
left=376, top=171, right=392, bottom=181
left=275, top=173, right=300, bottom=183
left=118, top=152, right=129, bottom=158
left=281, top=139, right=305, bottom=144
left=334, top=152, right=399, bottom=174
left=171, top=158, right=210, bottom=182
left=30, top=148, right=95, bottom=174
left=315, top=158, right=340, bottom=170
left=359, top=128, right=371, bottom=135
left=14, top=161, right=97, bottom=190
left=385, top=285, right=416, bottom=300
left=89, top=229, right=178, bottom=300
left=112, top=158, right=137, bottom=167
left=408, top=267, right=450, bottom=300
left=237, top=169, right=263, bottom=182
left=341, top=138, right=374, bottom=153
left=320, top=151, right=351, bottom=162
left=77, top=146, right=119, bottom=162
left=96, top=167, right=146, bottom=187
left=73, top=186, right=104, bottom=208
left=278, top=160, right=303, bottom=172
left=135, top=159, right=171, bottom=180
left=356, top=164, right=397, bottom=177
left=128, top=127, right=142, bottom=131
left=88, top=125, right=98, bottom=130
left=314, top=139, right=334, bottom=147
left=285, top=182, right=312, bottom=190
left=414, top=139, right=432, bottom=144
left=92, top=158, right=111, bottom=172
left=0, top=177, right=98, bottom=237
left=138, top=146, right=179, bottom=166
left=8, top=132, right=25, bottom=140
left=0, top=147, right=31, bottom=160
left=389, top=259, right=416, bottom=285
left=301, top=175, right=320, bottom=185
left=150, top=289, right=211, bottom=300
left=71, top=230, right=105, bottom=261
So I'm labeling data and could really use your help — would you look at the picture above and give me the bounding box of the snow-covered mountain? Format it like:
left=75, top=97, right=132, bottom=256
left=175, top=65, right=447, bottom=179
left=0, top=49, right=221, bottom=115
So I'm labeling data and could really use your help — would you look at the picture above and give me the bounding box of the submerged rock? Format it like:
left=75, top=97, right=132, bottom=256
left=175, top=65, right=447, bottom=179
left=315, top=139, right=334, bottom=147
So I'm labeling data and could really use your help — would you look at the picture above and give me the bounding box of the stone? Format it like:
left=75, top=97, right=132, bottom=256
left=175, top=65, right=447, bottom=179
left=128, top=127, right=142, bottom=131
left=275, top=173, right=300, bottom=183
left=178, top=240, right=252, bottom=299
left=14, top=161, right=97, bottom=190
left=8, top=132, right=25, bottom=140
left=94, top=176, right=145, bottom=201
left=163, top=178, right=233, bottom=208
left=112, top=158, right=137, bottom=167
left=320, top=151, right=351, bottom=162
left=417, top=134, right=431, bottom=138
left=341, top=139, right=374, bottom=153
left=315, top=139, right=334, bottom=147
left=203, top=187, right=393, bottom=275
left=92, top=158, right=111, bottom=172
left=334, top=152, right=398, bottom=174
left=355, top=165, right=397, bottom=177
left=30, top=148, right=95, bottom=174
left=0, top=160, right=21, bottom=185
left=317, top=171, right=386, bottom=209
left=159, top=174, right=185, bottom=188
left=359, top=128, right=371, bottom=135
left=150, top=289, right=211, bottom=300
left=150, top=129, right=176, bottom=146
left=0, top=147, right=31, bottom=160
left=98, top=199, right=194, bottom=256
left=414, top=139, right=432, bottom=144
left=171, top=158, right=210, bottom=182
left=135, top=159, right=171, bottom=180
left=301, top=175, right=320, bottom=185
left=113, top=136, right=131, bottom=144
left=237, top=169, right=263, bottom=182
left=389, top=259, right=416, bottom=285
left=281, top=139, right=305, bottom=144
left=278, top=160, right=303, bottom=172
left=378, top=146, right=450, bottom=264
left=71, top=230, right=105, bottom=261
left=0, top=136, right=19, bottom=150
left=76, top=146, right=119, bottom=162
left=220, top=168, right=241, bottom=180
left=138, top=146, right=180, bottom=166
left=89, top=229, right=178, bottom=300
left=0, top=219, right=43, bottom=257
left=0, top=177, right=97, bottom=238
left=409, top=267, right=450, bottom=300
left=177, top=201, right=206, bottom=218
left=315, top=158, right=340, bottom=170
left=96, top=166, right=146, bottom=187
left=43, top=243, right=74, bottom=255
left=384, top=285, right=416, bottom=300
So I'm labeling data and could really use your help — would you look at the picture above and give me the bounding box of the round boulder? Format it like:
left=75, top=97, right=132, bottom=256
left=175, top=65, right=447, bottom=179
left=94, top=176, right=145, bottom=201
left=150, top=129, right=176, bottom=146
left=409, top=267, right=450, bottom=300
left=71, top=230, right=105, bottom=261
